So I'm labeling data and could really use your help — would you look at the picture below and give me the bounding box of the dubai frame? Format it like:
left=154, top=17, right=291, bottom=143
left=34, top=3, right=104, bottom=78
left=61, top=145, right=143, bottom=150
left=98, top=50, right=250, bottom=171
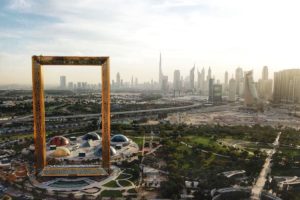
left=32, top=56, right=111, bottom=174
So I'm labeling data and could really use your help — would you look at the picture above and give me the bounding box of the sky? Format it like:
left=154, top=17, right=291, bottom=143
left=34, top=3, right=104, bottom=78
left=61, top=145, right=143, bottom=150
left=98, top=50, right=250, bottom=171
left=1, top=0, right=300, bottom=86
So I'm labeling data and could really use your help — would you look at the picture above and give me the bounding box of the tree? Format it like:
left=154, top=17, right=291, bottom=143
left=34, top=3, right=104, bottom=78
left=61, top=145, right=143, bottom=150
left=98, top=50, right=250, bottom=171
left=160, top=173, right=183, bottom=198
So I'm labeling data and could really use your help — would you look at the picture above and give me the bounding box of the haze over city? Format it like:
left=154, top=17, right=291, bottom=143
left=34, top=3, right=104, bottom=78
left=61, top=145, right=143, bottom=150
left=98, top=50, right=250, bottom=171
left=1, top=0, right=300, bottom=85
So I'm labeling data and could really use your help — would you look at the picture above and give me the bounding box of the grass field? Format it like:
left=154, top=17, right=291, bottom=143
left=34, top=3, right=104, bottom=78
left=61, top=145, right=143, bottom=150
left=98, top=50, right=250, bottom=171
left=118, top=180, right=132, bottom=187
left=184, top=135, right=227, bottom=152
left=280, top=148, right=300, bottom=157
left=185, top=135, right=212, bottom=146
left=117, top=173, right=131, bottom=180
left=131, top=137, right=144, bottom=147
left=101, top=190, right=123, bottom=197
left=103, top=181, right=119, bottom=188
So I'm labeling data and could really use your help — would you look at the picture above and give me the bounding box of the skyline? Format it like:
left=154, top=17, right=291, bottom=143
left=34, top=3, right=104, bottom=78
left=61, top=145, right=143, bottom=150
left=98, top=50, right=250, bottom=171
left=1, top=0, right=300, bottom=85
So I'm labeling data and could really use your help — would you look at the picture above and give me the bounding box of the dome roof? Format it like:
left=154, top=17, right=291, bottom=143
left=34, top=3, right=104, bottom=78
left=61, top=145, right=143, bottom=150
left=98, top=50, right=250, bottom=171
left=51, top=147, right=71, bottom=158
left=111, top=134, right=129, bottom=143
left=82, top=132, right=101, bottom=141
left=94, top=146, right=117, bottom=157
left=49, top=136, right=69, bottom=147
left=21, top=148, right=30, bottom=155
left=81, top=140, right=93, bottom=148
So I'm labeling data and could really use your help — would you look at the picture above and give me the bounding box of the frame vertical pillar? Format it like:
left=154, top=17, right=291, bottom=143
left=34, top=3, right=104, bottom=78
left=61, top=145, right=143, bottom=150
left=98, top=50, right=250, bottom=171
left=101, top=58, right=111, bottom=170
left=32, top=56, right=46, bottom=174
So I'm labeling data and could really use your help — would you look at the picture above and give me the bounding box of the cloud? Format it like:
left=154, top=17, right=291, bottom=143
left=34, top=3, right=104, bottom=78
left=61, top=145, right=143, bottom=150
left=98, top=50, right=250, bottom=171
left=1, top=0, right=300, bottom=85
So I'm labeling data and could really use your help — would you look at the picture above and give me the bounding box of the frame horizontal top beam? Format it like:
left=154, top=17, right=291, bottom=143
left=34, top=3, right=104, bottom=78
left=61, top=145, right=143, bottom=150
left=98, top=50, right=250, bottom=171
left=32, top=56, right=108, bottom=66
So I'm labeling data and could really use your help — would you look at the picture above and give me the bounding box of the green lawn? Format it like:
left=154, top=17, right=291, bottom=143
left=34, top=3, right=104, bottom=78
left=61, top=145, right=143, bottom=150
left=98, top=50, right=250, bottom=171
left=184, top=135, right=227, bottom=152
left=117, top=173, right=131, bottom=180
left=101, top=190, right=123, bottom=197
left=280, top=148, right=300, bottom=157
left=118, top=180, right=132, bottom=187
left=131, top=137, right=144, bottom=147
left=103, top=180, right=119, bottom=188
left=185, top=135, right=212, bottom=146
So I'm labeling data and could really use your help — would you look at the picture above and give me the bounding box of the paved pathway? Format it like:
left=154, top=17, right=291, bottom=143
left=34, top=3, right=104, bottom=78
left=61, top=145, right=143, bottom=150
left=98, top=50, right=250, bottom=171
left=250, top=132, right=281, bottom=200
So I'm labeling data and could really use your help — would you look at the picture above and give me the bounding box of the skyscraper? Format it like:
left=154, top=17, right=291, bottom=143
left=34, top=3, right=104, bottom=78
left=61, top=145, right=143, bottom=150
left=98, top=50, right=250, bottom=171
left=197, top=69, right=201, bottom=91
left=224, top=71, right=228, bottom=86
left=173, top=70, right=181, bottom=91
left=207, top=67, right=212, bottom=81
left=228, top=78, right=236, bottom=102
left=200, top=67, right=205, bottom=94
left=235, top=67, right=243, bottom=96
left=116, top=72, right=120, bottom=88
left=159, top=53, right=163, bottom=88
left=68, top=82, right=74, bottom=90
left=60, top=76, right=66, bottom=89
left=257, top=66, right=272, bottom=101
left=244, top=71, right=259, bottom=107
left=190, top=65, right=195, bottom=91
left=161, top=75, right=168, bottom=92
left=208, top=78, right=214, bottom=102
left=273, top=69, right=300, bottom=103
left=223, top=71, right=229, bottom=95
left=213, top=84, right=222, bottom=102
left=262, top=66, right=268, bottom=80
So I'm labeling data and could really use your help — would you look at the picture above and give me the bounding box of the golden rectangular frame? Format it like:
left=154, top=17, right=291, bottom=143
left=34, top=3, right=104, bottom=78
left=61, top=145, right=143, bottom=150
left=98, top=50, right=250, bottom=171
left=32, top=56, right=111, bottom=174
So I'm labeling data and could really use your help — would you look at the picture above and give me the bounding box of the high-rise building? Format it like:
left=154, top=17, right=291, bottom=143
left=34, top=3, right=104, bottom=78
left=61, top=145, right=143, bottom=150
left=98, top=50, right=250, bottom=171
left=212, top=84, right=222, bottom=102
left=205, top=67, right=212, bottom=96
left=257, top=66, right=273, bottom=101
left=200, top=67, right=205, bottom=94
left=208, top=78, right=214, bottom=102
left=131, top=76, right=134, bottom=87
left=207, top=67, right=212, bottom=81
left=208, top=78, right=222, bottom=103
left=244, top=71, right=259, bottom=107
left=190, top=65, right=195, bottom=91
left=159, top=53, right=163, bottom=88
left=262, top=66, right=268, bottom=80
left=224, top=71, right=228, bottom=86
left=135, top=78, right=138, bottom=86
left=173, top=70, right=181, bottom=91
left=161, top=75, right=168, bottom=92
left=273, top=69, right=300, bottom=103
left=116, top=72, right=121, bottom=88
left=235, top=67, right=243, bottom=96
left=77, top=82, right=82, bottom=89
left=223, top=71, right=229, bottom=95
left=82, top=82, right=87, bottom=89
left=228, top=78, right=236, bottom=102
left=60, top=76, right=66, bottom=89
left=68, top=82, right=74, bottom=90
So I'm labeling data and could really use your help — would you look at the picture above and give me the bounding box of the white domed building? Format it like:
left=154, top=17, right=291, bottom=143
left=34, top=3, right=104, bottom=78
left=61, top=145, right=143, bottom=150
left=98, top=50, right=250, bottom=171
left=111, top=134, right=130, bottom=147
left=50, top=147, right=71, bottom=158
left=82, top=132, right=101, bottom=141
left=94, top=146, right=117, bottom=157
left=45, top=133, right=139, bottom=163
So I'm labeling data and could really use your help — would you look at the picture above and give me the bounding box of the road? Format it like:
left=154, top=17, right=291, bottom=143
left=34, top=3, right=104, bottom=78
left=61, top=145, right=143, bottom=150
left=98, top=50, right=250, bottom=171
left=250, top=132, right=281, bottom=200
left=0, top=103, right=202, bottom=124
